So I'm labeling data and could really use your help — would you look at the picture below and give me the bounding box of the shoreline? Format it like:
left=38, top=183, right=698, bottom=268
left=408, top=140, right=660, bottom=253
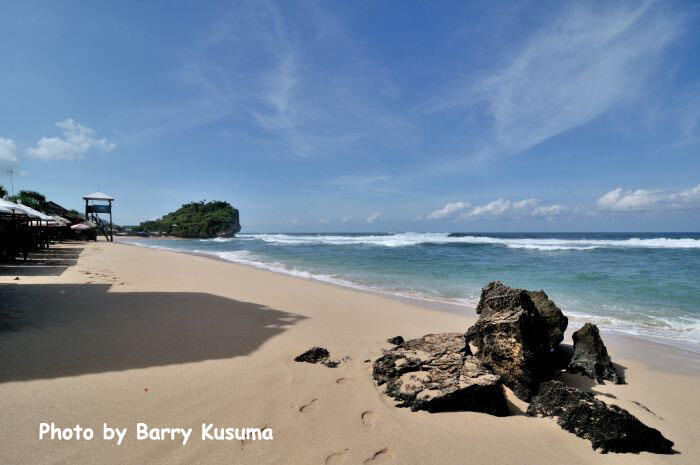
left=117, top=237, right=700, bottom=368
left=2, top=240, right=699, bottom=464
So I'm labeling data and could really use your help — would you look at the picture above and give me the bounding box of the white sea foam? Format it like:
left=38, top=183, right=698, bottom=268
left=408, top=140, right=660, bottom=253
left=198, top=237, right=236, bottom=243
left=238, top=232, right=700, bottom=250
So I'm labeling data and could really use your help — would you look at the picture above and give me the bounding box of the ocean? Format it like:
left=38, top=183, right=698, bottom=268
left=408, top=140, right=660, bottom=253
left=123, top=232, right=700, bottom=353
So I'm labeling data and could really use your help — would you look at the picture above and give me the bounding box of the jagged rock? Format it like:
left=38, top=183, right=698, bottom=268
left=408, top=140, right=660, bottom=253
left=295, top=347, right=330, bottom=364
left=372, top=333, right=508, bottom=415
left=387, top=335, right=404, bottom=345
left=466, top=281, right=550, bottom=400
left=568, top=323, right=624, bottom=384
left=294, top=347, right=345, bottom=368
left=527, top=381, right=673, bottom=454
left=527, top=290, right=568, bottom=349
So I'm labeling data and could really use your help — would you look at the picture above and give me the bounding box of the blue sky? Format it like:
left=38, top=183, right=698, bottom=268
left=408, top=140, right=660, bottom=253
left=1, top=0, right=699, bottom=232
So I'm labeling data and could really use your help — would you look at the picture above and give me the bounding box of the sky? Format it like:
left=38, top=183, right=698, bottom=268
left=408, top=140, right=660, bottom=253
left=1, top=0, right=699, bottom=232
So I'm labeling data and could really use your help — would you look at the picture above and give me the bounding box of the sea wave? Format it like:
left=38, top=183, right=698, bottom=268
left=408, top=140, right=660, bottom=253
left=198, top=237, right=236, bottom=243
left=237, top=233, right=700, bottom=250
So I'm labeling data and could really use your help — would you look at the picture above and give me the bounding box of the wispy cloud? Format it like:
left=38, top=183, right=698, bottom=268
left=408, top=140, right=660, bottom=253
left=438, top=1, right=683, bottom=163
left=329, top=175, right=396, bottom=194
left=597, top=184, right=700, bottom=212
left=26, top=119, right=115, bottom=160
left=173, top=0, right=411, bottom=157
left=367, top=212, right=382, bottom=224
left=0, top=138, right=18, bottom=168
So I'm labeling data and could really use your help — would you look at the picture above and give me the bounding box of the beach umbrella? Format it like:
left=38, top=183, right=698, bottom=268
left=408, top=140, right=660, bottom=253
left=71, top=221, right=97, bottom=230
left=51, top=215, right=71, bottom=226
left=18, top=204, right=53, bottom=221
left=0, top=199, right=30, bottom=216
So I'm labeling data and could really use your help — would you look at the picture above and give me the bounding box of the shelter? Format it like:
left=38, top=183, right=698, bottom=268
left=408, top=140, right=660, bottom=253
left=83, top=191, right=114, bottom=241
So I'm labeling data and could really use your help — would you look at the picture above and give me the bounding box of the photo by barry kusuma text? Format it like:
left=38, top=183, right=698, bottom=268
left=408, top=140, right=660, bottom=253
left=39, top=422, right=274, bottom=446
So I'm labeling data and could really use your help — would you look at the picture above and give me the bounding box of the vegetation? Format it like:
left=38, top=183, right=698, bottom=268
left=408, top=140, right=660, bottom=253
left=0, top=185, right=7, bottom=198
left=8, top=190, right=48, bottom=210
left=133, top=201, right=241, bottom=238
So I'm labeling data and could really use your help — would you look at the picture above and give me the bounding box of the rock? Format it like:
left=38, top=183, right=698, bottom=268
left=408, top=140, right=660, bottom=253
left=295, top=347, right=330, bottom=364
left=527, top=381, right=673, bottom=454
left=294, top=347, right=345, bottom=368
left=372, top=333, right=508, bottom=415
left=466, top=281, right=550, bottom=400
left=387, top=335, right=404, bottom=345
left=527, top=290, right=568, bottom=349
left=568, top=323, right=624, bottom=384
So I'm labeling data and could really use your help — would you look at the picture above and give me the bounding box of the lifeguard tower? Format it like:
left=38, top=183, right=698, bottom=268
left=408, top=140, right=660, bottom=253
left=83, top=191, right=114, bottom=242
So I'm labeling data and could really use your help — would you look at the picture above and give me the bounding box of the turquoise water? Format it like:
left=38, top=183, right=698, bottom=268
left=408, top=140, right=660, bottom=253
left=124, top=232, right=700, bottom=352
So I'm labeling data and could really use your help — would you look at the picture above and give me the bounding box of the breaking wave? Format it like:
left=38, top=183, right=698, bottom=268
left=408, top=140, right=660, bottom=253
left=237, top=233, right=700, bottom=250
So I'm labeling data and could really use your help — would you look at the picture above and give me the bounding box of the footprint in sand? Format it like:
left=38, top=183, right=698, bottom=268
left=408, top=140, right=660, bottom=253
left=363, top=447, right=392, bottom=464
left=324, top=448, right=349, bottom=465
left=336, top=377, right=348, bottom=384
left=361, top=411, right=376, bottom=427
left=299, top=398, right=318, bottom=413
left=240, top=424, right=271, bottom=450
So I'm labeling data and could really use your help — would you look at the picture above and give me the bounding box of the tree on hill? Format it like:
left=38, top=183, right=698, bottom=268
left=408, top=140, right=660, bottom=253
left=133, top=200, right=241, bottom=238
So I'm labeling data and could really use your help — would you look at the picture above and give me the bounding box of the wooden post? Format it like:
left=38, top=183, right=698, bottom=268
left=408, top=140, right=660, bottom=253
left=85, top=199, right=89, bottom=221
left=109, top=200, right=113, bottom=242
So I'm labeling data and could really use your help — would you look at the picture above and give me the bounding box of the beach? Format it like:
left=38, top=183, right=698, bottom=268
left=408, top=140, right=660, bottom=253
left=1, top=240, right=699, bottom=464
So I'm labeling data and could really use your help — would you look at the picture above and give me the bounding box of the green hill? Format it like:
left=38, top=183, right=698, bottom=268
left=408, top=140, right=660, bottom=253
left=134, top=201, right=241, bottom=238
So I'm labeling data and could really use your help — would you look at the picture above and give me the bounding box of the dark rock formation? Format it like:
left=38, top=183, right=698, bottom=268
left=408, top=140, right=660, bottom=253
left=294, top=347, right=339, bottom=368
left=527, top=290, right=568, bottom=349
left=295, top=347, right=330, bottom=364
left=568, top=323, right=624, bottom=384
left=466, top=281, right=550, bottom=400
left=387, top=335, right=404, bottom=345
left=372, top=333, right=508, bottom=415
left=527, top=381, right=673, bottom=454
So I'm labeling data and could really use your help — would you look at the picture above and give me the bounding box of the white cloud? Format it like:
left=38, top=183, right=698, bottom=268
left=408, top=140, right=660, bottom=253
left=597, top=184, right=700, bottom=212
left=366, top=212, right=382, bottom=224
left=318, top=218, right=328, bottom=224
left=0, top=138, right=18, bottom=169
left=463, top=198, right=564, bottom=219
left=513, top=198, right=538, bottom=210
left=466, top=199, right=512, bottom=217
left=427, top=201, right=471, bottom=219
left=290, top=217, right=299, bottom=225
left=26, top=118, right=115, bottom=160
left=341, top=216, right=353, bottom=222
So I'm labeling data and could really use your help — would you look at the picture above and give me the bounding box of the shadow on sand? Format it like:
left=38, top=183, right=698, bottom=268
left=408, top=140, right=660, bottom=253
left=0, top=244, right=84, bottom=277
left=0, top=283, right=306, bottom=383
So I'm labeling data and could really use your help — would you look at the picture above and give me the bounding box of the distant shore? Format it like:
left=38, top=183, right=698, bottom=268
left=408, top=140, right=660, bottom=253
left=1, top=241, right=699, bottom=464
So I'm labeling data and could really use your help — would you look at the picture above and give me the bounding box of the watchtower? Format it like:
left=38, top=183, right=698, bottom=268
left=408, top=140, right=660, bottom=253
left=83, top=191, right=114, bottom=242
